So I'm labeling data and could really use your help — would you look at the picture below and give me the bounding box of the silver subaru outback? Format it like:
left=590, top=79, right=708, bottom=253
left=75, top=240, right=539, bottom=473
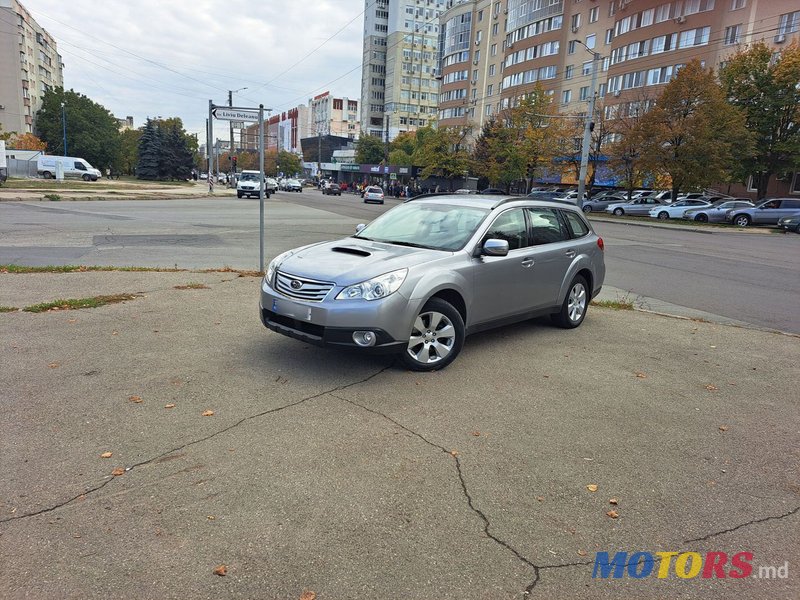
left=260, top=194, right=605, bottom=371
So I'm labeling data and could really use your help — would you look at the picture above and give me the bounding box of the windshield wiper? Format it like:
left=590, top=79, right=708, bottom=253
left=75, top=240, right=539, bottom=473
left=352, top=234, right=373, bottom=240
left=379, top=240, right=439, bottom=250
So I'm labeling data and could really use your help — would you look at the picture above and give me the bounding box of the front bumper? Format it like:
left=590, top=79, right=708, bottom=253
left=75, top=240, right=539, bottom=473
left=259, top=277, right=415, bottom=353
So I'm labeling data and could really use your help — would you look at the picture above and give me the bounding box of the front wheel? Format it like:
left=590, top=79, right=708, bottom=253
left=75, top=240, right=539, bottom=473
left=82, top=174, right=91, bottom=181
left=237, top=191, right=243, bottom=198
left=400, top=298, right=465, bottom=372
left=551, top=275, right=589, bottom=329
left=582, top=205, right=593, bottom=213
left=695, top=213, right=709, bottom=222
left=613, top=208, right=624, bottom=216
left=733, top=214, right=751, bottom=227
left=42, top=171, right=52, bottom=179
left=657, top=211, right=669, bottom=220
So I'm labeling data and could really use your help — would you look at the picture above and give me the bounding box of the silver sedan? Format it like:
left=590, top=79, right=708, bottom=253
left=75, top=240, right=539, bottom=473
left=606, top=197, right=668, bottom=216
left=682, top=200, right=754, bottom=223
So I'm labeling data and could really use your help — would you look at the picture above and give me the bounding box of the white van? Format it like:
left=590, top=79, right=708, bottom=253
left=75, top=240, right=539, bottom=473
left=37, top=155, right=102, bottom=181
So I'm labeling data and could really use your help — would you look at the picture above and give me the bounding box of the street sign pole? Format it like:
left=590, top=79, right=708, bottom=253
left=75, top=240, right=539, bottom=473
left=258, top=104, right=265, bottom=273
left=207, top=100, right=213, bottom=192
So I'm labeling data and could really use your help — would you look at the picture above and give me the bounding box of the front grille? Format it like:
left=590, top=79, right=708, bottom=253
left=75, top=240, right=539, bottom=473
left=275, top=270, right=335, bottom=302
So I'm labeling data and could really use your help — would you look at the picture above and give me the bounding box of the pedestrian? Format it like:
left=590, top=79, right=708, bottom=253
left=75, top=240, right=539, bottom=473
left=105, top=167, right=111, bottom=180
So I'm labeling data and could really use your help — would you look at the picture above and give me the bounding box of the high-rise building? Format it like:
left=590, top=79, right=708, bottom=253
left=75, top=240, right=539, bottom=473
left=0, top=0, right=64, bottom=135
left=309, top=92, right=359, bottom=139
left=360, top=0, right=447, bottom=141
left=437, top=0, right=799, bottom=143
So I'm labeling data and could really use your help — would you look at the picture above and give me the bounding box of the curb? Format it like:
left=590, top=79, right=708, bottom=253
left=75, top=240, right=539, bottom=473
left=586, top=215, right=777, bottom=235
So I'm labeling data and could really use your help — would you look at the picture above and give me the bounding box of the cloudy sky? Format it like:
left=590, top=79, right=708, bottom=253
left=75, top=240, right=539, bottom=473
left=24, top=0, right=366, bottom=137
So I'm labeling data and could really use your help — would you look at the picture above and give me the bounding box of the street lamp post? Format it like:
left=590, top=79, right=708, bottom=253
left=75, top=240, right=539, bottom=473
left=60, top=101, right=67, bottom=156
left=574, top=40, right=602, bottom=207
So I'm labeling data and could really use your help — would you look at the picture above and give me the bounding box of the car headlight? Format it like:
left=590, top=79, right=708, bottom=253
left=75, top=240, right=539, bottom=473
left=266, top=251, right=293, bottom=285
left=336, top=269, right=408, bottom=301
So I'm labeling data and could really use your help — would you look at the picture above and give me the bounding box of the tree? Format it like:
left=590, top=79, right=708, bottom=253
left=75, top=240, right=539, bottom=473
left=636, top=60, right=751, bottom=200
left=719, top=42, right=800, bottom=199
left=605, top=93, right=657, bottom=200
left=117, top=129, right=142, bottom=175
left=277, top=150, right=302, bottom=177
left=388, top=131, right=417, bottom=166
left=412, top=125, right=470, bottom=189
left=8, top=133, right=47, bottom=151
left=355, top=133, right=386, bottom=164
left=471, top=118, right=520, bottom=191
left=136, top=119, right=162, bottom=180
left=35, top=88, right=120, bottom=170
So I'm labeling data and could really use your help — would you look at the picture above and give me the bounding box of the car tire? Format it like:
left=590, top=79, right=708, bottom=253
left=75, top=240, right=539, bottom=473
left=82, top=174, right=91, bottom=182
left=237, top=191, right=243, bottom=198
left=582, top=205, right=593, bottom=213
left=794, top=223, right=800, bottom=234
left=695, top=214, right=708, bottom=222
left=613, top=208, right=624, bottom=216
left=551, top=275, right=589, bottom=329
left=42, top=171, right=52, bottom=179
left=733, top=214, right=751, bottom=227
left=657, top=211, right=669, bottom=220
left=400, top=297, right=465, bottom=372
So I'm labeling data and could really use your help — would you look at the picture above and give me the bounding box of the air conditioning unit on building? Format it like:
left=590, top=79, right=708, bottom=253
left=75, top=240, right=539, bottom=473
left=674, top=16, right=686, bottom=23
left=471, top=79, right=478, bottom=85
left=571, top=26, right=580, bottom=33
left=475, top=39, right=480, bottom=45
left=774, top=34, right=786, bottom=43
left=507, top=42, right=514, bottom=49
left=473, top=59, right=479, bottom=65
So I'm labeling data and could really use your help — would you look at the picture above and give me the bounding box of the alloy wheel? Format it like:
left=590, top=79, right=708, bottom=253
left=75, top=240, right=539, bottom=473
left=567, top=282, right=587, bottom=323
left=407, top=311, right=456, bottom=365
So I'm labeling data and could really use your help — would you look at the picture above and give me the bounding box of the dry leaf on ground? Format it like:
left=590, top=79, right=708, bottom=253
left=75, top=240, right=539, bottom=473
left=299, top=592, right=316, bottom=600
left=128, top=395, right=143, bottom=403
left=577, top=549, right=588, bottom=557
left=586, top=484, right=599, bottom=492
left=164, top=403, right=176, bottom=409
left=634, top=371, right=647, bottom=378
left=450, top=450, right=459, bottom=457
left=213, top=565, right=227, bottom=576
left=202, top=410, right=215, bottom=417
left=111, top=468, right=125, bottom=476
left=100, top=452, right=113, bottom=459
left=48, top=363, right=59, bottom=369
left=606, top=510, right=619, bottom=519
left=706, top=384, right=719, bottom=391
left=470, top=431, right=481, bottom=437
left=609, top=498, right=619, bottom=505
left=719, top=425, right=729, bottom=432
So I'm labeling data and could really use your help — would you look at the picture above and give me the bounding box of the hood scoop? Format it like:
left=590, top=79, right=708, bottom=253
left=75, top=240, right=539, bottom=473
left=331, top=246, right=371, bottom=257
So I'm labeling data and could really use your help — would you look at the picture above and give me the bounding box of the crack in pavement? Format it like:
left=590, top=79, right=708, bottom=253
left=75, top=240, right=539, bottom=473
left=0, top=363, right=395, bottom=525
left=683, top=504, right=800, bottom=544
left=330, top=393, right=544, bottom=595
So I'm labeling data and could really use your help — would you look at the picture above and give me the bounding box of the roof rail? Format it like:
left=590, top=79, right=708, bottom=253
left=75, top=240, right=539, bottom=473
left=491, top=196, right=578, bottom=209
left=403, top=192, right=455, bottom=203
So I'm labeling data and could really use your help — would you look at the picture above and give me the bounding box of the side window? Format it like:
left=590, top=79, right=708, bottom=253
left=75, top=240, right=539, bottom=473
left=74, top=162, right=86, bottom=170
left=562, top=210, right=590, bottom=238
left=763, top=200, right=780, bottom=209
left=528, top=208, right=569, bottom=245
left=784, top=200, right=800, bottom=209
left=483, top=208, right=527, bottom=250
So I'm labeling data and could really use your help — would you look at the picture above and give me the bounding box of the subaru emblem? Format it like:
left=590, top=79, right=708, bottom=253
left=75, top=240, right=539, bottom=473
left=290, top=279, right=303, bottom=290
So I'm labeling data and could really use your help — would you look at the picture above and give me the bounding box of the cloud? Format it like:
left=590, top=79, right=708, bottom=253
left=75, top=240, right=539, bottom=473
left=25, top=0, right=364, bottom=135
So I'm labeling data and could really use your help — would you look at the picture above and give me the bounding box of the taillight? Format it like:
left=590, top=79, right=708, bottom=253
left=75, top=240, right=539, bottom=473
left=597, top=237, right=604, bottom=251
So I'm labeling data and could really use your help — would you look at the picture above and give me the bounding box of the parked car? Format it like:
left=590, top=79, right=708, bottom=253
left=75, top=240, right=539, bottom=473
left=606, top=197, right=669, bottom=216
left=648, top=198, right=713, bottom=220
left=480, top=188, right=508, bottom=195
left=323, top=182, right=342, bottom=196
left=37, top=155, right=101, bottom=181
left=363, top=186, right=385, bottom=204
left=554, top=190, right=586, bottom=204
left=526, top=191, right=565, bottom=202
left=581, top=192, right=627, bottom=213
left=727, top=198, right=800, bottom=227
left=284, top=179, right=303, bottom=192
left=236, top=170, right=271, bottom=199
left=777, top=213, right=800, bottom=233
left=259, top=194, right=605, bottom=371
left=682, top=199, right=754, bottom=223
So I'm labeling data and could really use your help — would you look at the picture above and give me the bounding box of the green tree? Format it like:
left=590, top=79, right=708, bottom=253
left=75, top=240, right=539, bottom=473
left=277, top=150, right=302, bottom=176
left=136, top=119, right=161, bottom=180
left=161, top=121, right=194, bottom=180
left=719, top=42, right=800, bottom=199
left=637, top=60, right=751, bottom=200
left=355, top=133, right=386, bottom=164
left=35, top=88, right=120, bottom=170
left=605, top=98, right=655, bottom=201
left=412, top=125, right=470, bottom=188
left=117, top=129, right=142, bottom=175
left=471, top=118, right=519, bottom=191
left=388, top=131, right=417, bottom=166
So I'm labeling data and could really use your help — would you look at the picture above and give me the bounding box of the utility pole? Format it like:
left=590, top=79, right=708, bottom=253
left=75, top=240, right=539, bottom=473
left=384, top=108, right=390, bottom=189
left=576, top=40, right=601, bottom=207
left=207, top=100, right=213, bottom=191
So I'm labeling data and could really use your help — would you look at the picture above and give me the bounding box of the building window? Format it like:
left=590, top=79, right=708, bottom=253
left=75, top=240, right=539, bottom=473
left=579, top=86, right=590, bottom=101
left=562, top=89, right=572, bottom=104
left=678, top=27, right=711, bottom=48
left=568, top=40, right=577, bottom=54
left=571, top=13, right=581, bottom=30
left=730, top=0, right=745, bottom=9
left=605, top=28, right=613, bottom=44
left=487, top=83, right=494, bottom=96
left=724, top=24, right=741, bottom=45
left=586, top=33, right=596, bottom=49
left=478, top=9, right=484, bottom=21
left=582, top=61, right=593, bottom=76
left=565, top=64, right=574, bottom=79
left=489, top=64, right=495, bottom=76
left=778, top=11, right=800, bottom=35
left=491, top=43, right=497, bottom=56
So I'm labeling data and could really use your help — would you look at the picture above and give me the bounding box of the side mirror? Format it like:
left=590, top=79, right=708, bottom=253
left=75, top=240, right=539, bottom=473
left=482, top=239, right=509, bottom=257
left=355, top=223, right=366, bottom=233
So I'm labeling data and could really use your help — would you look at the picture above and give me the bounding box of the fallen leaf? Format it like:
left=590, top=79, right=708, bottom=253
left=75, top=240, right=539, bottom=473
left=577, top=549, right=588, bottom=556
left=213, top=565, right=227, bottom=577
left=164, top=403, right=176, bottom=409
left=207, top=515, right=216, bottom=521
left=112, top=331, right=118, bottom=336
left=634, top=371, right=647, bottom=379
left=128, top=395, right=143, bottom=403
left=111, top=468, right=125, bottom=476
left=705, top=384, right=718, bottom=391
left=68, top=319, right=77, bottom=323
left=299, top=592, right=316, bottom=600
left=719, top=425, right=729, bottom=432
left=536, top=496, right=544, bottom=502
left=48, top=362, right=60, bottom=369
left=543, top=374, right=550, bottom=378
left=450, top=450, right=459, bottom=457
left=100, top=452, right=113, bottom=459
left=609, top=498, right=619, bottom=505
left=470, top=431, right=481, bottom=437
left=202, top=410, right=215, bottom=417
left=586, top=484, right=599, bottom=493
left=606, top=510, right=619, bottom=519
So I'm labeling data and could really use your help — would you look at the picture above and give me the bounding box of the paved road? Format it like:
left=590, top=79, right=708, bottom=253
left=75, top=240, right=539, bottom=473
left=1, top=191, right=798, bottom=332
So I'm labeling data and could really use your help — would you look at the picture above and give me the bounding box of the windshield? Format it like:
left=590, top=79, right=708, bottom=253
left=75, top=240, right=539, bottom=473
left=356, top=202, right=490, bottom=251
left=240, top=173, right=259, bottom=182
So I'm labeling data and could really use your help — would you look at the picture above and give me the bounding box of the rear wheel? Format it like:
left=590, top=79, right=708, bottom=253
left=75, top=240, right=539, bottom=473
left=657, top=211, right=669, bottom=220
left=551, top=275, right=589, bottom=329
left=400, top=298, right=465, bottom=372
left=582, top=205, right=593, bottom=213
left=613, top=208, right=624, bottom=216
left=42, top=171, right=52, bottom=179
left=733, top=214, right=751, bottom=227
left=695, top=213, right=709, bottom=222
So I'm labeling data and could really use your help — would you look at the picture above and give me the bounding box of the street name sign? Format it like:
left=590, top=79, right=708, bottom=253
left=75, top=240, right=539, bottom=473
left=212, top=108, right=259, bottom=122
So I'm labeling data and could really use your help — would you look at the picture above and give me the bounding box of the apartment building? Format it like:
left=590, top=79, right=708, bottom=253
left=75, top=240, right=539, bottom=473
left=438, top=0, right=799, bottom=145
left=0, top=0, right=64, bottom=135
left=238, top=105, right=310, bottom=153
left=360, top=0, right=448, bottom=141
left=309, top=91, right=359, bottom=139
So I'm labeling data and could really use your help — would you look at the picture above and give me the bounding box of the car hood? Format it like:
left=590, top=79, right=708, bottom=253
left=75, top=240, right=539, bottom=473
left=275, top=238, right=450, bottom=286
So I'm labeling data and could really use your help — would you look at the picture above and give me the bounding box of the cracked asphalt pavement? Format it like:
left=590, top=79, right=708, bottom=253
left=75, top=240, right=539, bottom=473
left=1, top=271, right=798, bottom=599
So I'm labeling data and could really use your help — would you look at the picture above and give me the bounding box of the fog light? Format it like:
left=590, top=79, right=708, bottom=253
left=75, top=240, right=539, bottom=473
left=352, top=331, right=377, bottom=347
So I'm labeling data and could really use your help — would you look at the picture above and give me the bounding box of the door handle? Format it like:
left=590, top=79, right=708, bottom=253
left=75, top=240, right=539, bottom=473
left=565, top=249, right=576, bottom=258
left=521, top=258, right=534, bottom=268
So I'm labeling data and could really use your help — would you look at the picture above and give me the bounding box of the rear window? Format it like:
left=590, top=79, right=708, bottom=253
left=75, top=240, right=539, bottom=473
left=367, top=187, right=382, bottom=193
left=561, top=210, right=590, bottom=238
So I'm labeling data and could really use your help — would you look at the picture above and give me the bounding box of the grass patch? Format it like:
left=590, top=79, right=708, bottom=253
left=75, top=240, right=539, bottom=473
left=0, top=264, right=185, bottom=274
left=2, top=178, right=195, bottom=190
left=174, top=282, right=210, bottom=290
left=592, top=299, right=634, bottom=310
left=22, top=294, right=141, bottom=313
left=0, top=306, right=19, bottom=313
left=43, top=193, right=61, bottom=201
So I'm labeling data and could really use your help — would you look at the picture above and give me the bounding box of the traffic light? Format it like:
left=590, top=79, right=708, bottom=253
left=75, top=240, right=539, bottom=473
left=589, top=121, right=596, bottom=132
left=231, top=156, right=237, bottom=172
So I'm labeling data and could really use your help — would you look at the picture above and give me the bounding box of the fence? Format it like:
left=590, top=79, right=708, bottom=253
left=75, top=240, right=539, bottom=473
left=7, top=157, right=39, bottom=178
